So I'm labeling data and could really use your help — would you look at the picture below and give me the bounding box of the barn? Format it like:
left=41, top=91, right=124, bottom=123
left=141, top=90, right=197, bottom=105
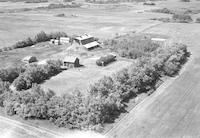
left=63, top=56, right=80, bottom=68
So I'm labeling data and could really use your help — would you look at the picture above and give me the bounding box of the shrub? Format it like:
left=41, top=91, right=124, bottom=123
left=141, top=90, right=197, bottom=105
left=151, top=8, right=173, bottom=14
left=196, top=17, right=200, bottom=23
left=0, top=66, right=26, bottom=83
left=181, top=0, right=190, bottom=2
left=55, top=13, right=65, bottom=17
left=13, top=60, right=62, bottom=91
left=143, top=2, right=155, bottom=5
left=150, top=17, right=171, bottom=22
left=104, top=35, right=160, bottom=59
left=11, top=31, right=69, bottom=50
left=172, top=13, right=193, bottom=23
left=96, top=55, right=116, bottom=66
left=34, top=31, right=49, bottom=43
left=25, top=0, right=48, bottom=3
left=13, top=37, right=34, bottom=49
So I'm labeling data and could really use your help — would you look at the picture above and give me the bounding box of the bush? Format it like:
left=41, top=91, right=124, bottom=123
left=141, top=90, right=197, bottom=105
left=96, top=55, right=116, bottom=66
left=0, top=66, right=26, bottom=83
left=11, top=31, right=69, bottom=50
left=172, top=13, right=193, bottom=23
left=181, top=0, right=190, bottom=2
left=13, top=60, right=62, bottom=91
left=55, top=13, right=65, bottom=17
left=196, top=17, right=200, bottom=23
left=34, top=31, right=49, bottom=43
left=143, top=2, right=155, bottom=5
left=25, top=0, right=48, bottom=3
left=13, top=37, right=34, bottom=49
left=104, top=35, right=160, bottom=59
left=150, top=17, right=171, bottom=22
left=151, top=8, right=174, bottom=14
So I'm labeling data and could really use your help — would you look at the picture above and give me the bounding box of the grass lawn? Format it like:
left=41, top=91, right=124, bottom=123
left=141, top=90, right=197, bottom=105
left=42, top=57, right=133, bottom=96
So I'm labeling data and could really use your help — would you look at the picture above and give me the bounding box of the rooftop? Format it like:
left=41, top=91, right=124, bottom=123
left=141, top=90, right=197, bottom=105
left=75, top=34, right=93, bottom=41
left=63, top=56, right=79, bottom=63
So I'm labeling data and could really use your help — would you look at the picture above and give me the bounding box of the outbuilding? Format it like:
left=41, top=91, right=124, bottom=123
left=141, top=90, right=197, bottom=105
left=22, top=56, right=37, bottom=64
left=60, top=37, right=70, bottom=44
left=74, top=34, right=100, bottom=50
left=63, top=56, right=80, bottom=68
left=151, top=38, right=167, bottom=47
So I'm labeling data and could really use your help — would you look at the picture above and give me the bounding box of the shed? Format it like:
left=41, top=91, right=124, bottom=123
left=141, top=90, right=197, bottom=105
left=60, top=37, right=70, bottom=44
left=151, top=38, right=167, bottom=47
left=54, top=39, right=60, bottom=45
left=22, top=56, right=37, bottom=64
left=63, top=56, right=80, bottom=68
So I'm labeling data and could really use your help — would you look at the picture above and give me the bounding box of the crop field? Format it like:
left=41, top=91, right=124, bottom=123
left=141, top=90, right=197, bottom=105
left=0, top=2, right=163, bottom=48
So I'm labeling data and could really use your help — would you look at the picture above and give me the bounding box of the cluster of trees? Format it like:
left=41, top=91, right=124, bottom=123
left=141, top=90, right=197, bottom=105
left=172, top=13, right=193, bottom=23
left=37, top=3, right=81, bottom=10
left=104, top=35, right=160, bottom=59
left=13, top=31, right=69, bottom=49
left=196, top=17, right=200, bottom=23
left=25, top=0, right=48, bottom=3
left=0, top=31, right=69, bottom=52
left=151, top=8, right=174, bottom=14
left=0, top=66, right=26, bottom=83
left=181, top=0, right=190, bottom=2
left=0, top=43, right=189, bottom=131
left=13, top=60, right=62, bottom=91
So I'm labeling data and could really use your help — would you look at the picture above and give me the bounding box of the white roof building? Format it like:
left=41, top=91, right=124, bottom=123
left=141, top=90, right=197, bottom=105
left=74, top=34, right=100, bottom=50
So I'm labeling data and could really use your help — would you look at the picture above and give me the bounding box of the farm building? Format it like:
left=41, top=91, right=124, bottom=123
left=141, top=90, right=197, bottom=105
left=151, top=38, right=167, bottom=47
left=60, top=37, right=70, bottom=44
left=62, top=56, right=80, bottom=68
left=37, top=59, right=48, bottom=65
left=74, top=34, right=100, bottom=50
left=22, top=56, right=37, bottom=64
left=49, top=39, right=60, bottom=45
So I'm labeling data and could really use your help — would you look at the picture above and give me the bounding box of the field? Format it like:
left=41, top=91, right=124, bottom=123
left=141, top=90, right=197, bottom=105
left=1, top=0, right=200, bottom=137
left=0, top=2, right=163, bottom=48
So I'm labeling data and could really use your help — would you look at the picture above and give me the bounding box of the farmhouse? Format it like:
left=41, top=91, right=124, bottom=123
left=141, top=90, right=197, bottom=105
left=63, top=56, right=80, bottom=68
left=74, top=34, right=100, bottom=50
left=22, top=56, right=37, bottom=64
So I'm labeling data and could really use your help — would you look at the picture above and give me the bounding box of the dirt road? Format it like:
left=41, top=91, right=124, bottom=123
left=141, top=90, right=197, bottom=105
left=0, top=116, right=62, bottom=138
left=106, top=21, right=200, bottom=138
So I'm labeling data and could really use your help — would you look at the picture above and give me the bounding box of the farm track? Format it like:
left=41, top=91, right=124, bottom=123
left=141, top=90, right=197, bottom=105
left=0, top=115, right=62, bottom=138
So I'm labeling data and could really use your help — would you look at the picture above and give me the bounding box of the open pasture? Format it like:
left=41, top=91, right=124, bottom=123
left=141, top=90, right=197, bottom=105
left=0, top=2, right=163, bottom=48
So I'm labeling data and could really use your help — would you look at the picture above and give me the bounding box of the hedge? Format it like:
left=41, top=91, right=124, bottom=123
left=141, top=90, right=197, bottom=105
left=0, top=31, right=69, bottom=52
left=13, top=60, right=62, bottom=91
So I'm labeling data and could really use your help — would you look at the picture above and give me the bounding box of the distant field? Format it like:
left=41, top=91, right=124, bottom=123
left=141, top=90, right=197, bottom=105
left=0, top=2, right=161, bottom=48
